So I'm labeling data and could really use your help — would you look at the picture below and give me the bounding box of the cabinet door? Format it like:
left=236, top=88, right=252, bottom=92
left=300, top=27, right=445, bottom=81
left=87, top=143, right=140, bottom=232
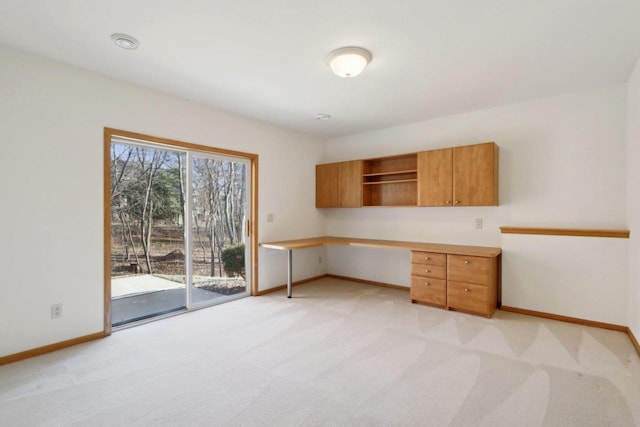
left=338, top=160, right=363, bottom=207
left=417, top=148, right=453, bottom=206
left=453, top=142, right=498, bottom=206
left=316, top=163, right=338, bottom=208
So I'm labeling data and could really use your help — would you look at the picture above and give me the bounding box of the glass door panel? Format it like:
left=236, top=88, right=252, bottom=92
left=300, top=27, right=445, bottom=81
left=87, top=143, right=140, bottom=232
left=189, top=155, right=250, bottom=305
left=110, top=141, right=187, bottom=326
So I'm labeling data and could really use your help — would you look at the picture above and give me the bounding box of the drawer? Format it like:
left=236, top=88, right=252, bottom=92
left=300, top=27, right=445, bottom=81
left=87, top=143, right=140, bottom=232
left=447, top=255, right=494, bottom=285
left=410, top=251, right=446, bottom=266
left=411, top=263, right=446, bottom=279
left=410, top=276, right=446, bottom=306
left=447, top=281, right=490, bottom=315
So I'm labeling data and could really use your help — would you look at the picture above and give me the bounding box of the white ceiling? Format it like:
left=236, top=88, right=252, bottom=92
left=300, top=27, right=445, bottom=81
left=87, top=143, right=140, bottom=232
left=1, top=1, right=640, bottom=138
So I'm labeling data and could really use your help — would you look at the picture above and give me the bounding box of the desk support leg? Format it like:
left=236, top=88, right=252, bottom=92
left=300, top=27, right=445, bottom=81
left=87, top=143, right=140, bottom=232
left=287, top=249, right=293, bottom=298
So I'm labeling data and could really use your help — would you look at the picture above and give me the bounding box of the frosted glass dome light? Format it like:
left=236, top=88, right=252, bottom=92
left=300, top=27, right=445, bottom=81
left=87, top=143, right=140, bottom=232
left=327, top=47, right=372, bottom=78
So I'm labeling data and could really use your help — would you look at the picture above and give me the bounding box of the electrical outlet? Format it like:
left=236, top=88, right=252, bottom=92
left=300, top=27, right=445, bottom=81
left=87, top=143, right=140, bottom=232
left=267, top=213, right=274, bottom=223
left=474, top=218, right=483, bottom=229
left=51, top=303, right=62, bottom=319
left=318, top=256, right=322, bottom=264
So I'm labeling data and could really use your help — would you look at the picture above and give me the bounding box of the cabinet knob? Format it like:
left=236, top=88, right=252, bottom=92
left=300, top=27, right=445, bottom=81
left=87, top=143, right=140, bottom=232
left=425, top=256, right=430, bottom=260
left=425, top=282, right=431, bottom=287
left=445, top=200, right=451, bottom=205
left=454, top=200, right=460, bottom=205
left=464, top=261, right=470, bottom=264
left=425, top=269, right=430, bottom=273
left=464, top=288, right=470, bottom=292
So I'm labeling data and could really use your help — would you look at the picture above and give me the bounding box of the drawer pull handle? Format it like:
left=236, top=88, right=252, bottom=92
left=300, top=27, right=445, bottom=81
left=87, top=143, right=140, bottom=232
left=464, top=288, right=470, bottom=292
left=425, top=282, right=431, bottom=287
left=425, top=269, right=430, bottom=273
left=425, top=256, right=430, bottom=260
left=464, top=261, right=470, bottom=264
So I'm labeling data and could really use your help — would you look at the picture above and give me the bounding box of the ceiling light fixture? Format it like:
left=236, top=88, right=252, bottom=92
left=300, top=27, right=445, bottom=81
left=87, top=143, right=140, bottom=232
left=315, top=113, right=331, bottom=121
left=327, top=46, right=371, bottom=78
left=111, top=33, right=139, bottom=50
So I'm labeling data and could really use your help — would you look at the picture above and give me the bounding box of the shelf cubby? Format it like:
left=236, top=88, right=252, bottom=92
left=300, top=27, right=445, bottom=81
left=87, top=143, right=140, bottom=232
left=362, top=153, right=418, bottom=206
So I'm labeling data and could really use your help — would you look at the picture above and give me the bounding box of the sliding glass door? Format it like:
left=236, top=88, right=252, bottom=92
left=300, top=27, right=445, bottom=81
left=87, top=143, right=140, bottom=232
left=108, top=137, right=251, bottom=328
left=189, top=154, right=251, bottom=306
left=109, top=143, right=187, bottom=326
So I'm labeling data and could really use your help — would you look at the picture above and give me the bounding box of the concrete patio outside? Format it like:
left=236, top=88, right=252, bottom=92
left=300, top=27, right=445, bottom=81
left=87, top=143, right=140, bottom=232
left=111, top=275, right=243, bottom=326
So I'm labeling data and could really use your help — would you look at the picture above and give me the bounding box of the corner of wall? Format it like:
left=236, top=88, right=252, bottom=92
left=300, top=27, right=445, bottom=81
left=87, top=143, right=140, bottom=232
left=627, top=56, right=640, bottom=339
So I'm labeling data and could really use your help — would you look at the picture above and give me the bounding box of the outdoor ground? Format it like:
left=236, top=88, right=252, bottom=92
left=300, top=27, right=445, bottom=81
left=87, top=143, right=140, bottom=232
left=110, top=222, right=246, bottom=326
left=111, top=274, right=245, bottom=326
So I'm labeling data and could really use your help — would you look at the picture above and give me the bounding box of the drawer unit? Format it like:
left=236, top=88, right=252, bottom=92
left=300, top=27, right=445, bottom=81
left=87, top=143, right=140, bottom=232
left=410, top=251, right=446, bottom=266
left=447, top=255, right=498, bottom=317
left=410, top=277, right=446, bottom=307
left=411, top=263, right=446, bottom=279
left=447, top=255, right=492, bottom=285
left=410, top=251, right=499, bottom=318
left=410, top=250, right=447, bottom=306
left=447, top=281, right=491, bottom=315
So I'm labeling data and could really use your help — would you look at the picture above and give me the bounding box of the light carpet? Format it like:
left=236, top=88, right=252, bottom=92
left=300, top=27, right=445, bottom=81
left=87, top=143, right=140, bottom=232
left=1, top=277, right=639, bottom=426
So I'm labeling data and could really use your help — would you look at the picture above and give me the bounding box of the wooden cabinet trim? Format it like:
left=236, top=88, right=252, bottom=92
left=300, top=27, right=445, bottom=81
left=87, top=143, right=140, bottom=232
left=500, top=227, right=629, bottom=238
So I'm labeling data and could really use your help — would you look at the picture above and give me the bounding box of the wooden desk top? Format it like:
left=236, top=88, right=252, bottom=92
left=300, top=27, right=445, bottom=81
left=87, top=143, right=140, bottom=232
left=260, top=236, right=502, bottom=257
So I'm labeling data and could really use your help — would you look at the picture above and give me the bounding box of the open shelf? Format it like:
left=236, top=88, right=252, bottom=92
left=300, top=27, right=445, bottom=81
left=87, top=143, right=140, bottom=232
left=363, top=169, right=418, bottom=185
left=362, top=153, right=418, bottom=206
left=363, top=169, right=418, bottom=177
left=363, top=181, right=417, bottom=206
left=362, top=153, right=417, bottom=174
left=363, top=178, right=417, bottom=185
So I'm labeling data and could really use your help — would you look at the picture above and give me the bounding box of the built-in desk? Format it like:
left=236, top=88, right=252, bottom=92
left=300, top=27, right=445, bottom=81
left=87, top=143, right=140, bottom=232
left=260, top=236, right=502, bottom=317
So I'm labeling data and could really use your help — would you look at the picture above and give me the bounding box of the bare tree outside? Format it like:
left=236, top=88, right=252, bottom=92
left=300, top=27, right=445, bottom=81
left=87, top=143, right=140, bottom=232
left=191, top=157, right=246, bottom=278
left=110, top=143, right=247, bottom=298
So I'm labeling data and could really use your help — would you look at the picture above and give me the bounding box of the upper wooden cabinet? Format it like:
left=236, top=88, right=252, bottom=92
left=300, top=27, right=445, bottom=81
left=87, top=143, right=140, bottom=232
left=417, top=148, right=453, bottom=206
left=338, top=160, right=363, bottom=207
left=316, top=160, right=362, bottom=208
left=316, top=163, right=338, bottom=208
left=453, top=142, right=499, bottom=206
left=418, top=142, right=498, bottom=207
left=317, top=142, right=498, bottom=208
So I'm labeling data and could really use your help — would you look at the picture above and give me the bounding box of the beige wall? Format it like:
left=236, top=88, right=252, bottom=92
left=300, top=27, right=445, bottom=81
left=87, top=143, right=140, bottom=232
left=0, top=45, right=326, bottom=357
left=1, top=41, right=637, bottom=358
left=324, top=85, right=628, bottom=290
left=628, top=57, right=640, bottom=339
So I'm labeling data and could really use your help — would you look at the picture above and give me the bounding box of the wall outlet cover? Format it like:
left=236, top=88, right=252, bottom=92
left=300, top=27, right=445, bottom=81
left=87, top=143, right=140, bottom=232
left=51, top=303, right=62, bottom=319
